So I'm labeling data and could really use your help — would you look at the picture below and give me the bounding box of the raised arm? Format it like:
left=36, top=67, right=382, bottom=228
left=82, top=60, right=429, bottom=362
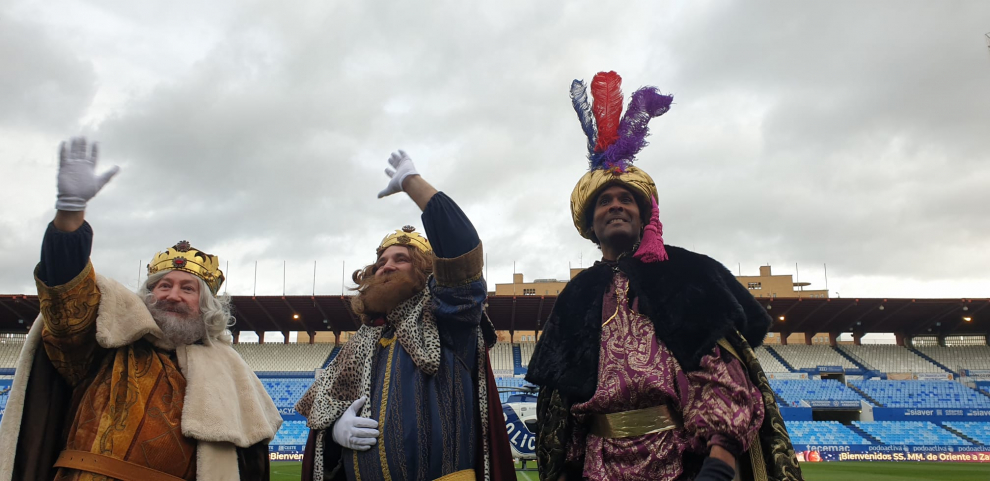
left=376, top=149, right=481, bottom=259
left=400, top=173, right=439, bottom=213
left=40, top=138, right=117, bottom=284
left=36, top=137, right=119, bottom=385
left=376, top=150, right=484, bottom=318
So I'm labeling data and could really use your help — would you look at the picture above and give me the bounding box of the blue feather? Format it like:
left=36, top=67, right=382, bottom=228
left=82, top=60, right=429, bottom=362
left=570, top=79, right=597, bottom=160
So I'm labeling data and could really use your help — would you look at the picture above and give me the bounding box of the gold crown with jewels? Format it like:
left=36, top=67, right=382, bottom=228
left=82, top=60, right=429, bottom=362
left=147, top=240, right=225, bottom=295
left=376, top=225, right=432, bottom=257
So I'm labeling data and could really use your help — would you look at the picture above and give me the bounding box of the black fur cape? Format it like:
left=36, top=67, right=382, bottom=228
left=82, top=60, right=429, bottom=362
left=525, top=245, right=772, bottom=403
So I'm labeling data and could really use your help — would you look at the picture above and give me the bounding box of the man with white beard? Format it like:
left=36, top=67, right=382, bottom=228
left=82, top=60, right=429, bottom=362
left=0, top=138, right=283, bottom=481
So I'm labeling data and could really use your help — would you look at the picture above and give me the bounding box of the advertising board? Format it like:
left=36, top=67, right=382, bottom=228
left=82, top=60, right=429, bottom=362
left=269, top=445, right=305, bottom=461
left=793, top=444, right=990, bottom=462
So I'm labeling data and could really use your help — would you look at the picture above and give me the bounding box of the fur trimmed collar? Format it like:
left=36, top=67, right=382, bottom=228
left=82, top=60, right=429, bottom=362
left=525, top=245, right=771, bottom=403
left=0, top=274, right=281, bottom=481
left=93, top=274, right=283, bottom=449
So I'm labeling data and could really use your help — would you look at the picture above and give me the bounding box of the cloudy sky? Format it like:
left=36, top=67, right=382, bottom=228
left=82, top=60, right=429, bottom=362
left=2, top=0, right=989, bottom=309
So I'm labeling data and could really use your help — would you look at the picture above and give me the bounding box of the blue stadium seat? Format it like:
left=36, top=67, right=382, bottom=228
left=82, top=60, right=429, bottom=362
left=785, top=421, right=872, bottom=445
left=769, top=379, right=866, bottom=407
left=261, top=378, right=315, bottom=408
left=272, top=420, right=310, bottom=445
left=942, top=422, right=990, bottom=445
left=495, top=377, right=528, bottom=403
left=852, top=421, right=970, bottom=446
left=849, top=381, right=990, bottom=408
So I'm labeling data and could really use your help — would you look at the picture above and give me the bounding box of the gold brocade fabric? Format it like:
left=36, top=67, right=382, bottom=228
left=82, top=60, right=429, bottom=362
left=567, top=273, right=764, bottom=480
left=37, top=263, right=197, bottom=481
left=535, top=389, right=573, bottom=481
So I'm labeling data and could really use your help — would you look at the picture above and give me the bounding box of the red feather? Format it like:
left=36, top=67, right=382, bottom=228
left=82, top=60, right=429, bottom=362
left=591, top=71, right=623, bottom=153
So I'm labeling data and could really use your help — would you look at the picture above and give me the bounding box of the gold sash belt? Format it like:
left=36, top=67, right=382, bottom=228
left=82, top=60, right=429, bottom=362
left=434, top=469, right=476, bottom=481
left=588, top=405, right=678, bottom=439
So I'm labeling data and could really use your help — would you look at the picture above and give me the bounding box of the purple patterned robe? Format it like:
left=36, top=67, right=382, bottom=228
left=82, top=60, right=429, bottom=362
left=567, top=272, right=765, bottom=480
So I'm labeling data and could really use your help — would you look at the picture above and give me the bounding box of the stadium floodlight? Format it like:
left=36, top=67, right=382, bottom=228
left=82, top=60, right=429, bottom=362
left=293, top=314, right=300, bottom=319
left=778, top=316, right=785, bottom=321
left=964, top=317, right=973, bottom=322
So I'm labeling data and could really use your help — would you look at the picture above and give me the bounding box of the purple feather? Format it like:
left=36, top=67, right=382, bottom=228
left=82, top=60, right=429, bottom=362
left=570, top=79, right=598, bottom=159
left=601, top=87, right=673, bottom=172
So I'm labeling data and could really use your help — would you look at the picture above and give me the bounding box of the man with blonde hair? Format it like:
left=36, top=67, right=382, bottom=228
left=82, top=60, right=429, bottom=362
left=0, top=138, right=282, bottom=480
left=296, top=150, right=515, bottom=481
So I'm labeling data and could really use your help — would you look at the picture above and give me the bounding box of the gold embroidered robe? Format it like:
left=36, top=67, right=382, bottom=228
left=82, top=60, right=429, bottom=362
left=37, top=262, right=197, bottom=480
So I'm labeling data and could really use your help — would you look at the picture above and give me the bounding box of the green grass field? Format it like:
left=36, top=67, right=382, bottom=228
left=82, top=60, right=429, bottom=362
left=271, top=461, right=990, bottom=480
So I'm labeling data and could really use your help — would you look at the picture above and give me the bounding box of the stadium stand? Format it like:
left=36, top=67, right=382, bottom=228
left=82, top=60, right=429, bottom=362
left=0, top=339, right=24, bottom=369
left=232, top=343, right=334, bottom=371
left=323, top=346, right=341, bottom=368
left=261, top=378, right=314, bottom=408
left=755, top=346, right=790, bottom=372
left=839, top=345, right=944, bottom=373
left=770, top=345, right=858, bottom=370
left=770, top=379, right=866, bottom=406
left=849, top=380, right=990, bottom=408
left=496, top=377, right=529, bottom=404
left=271, top=420, right=310, bottom=445
left=852, top=421, right=970, bottom=445
left=519, top=342, right=535, bottom=368
left=490, top=342, right=514, bottom=377
left=785, top=421, right=872, bottom=445
left=942, top=422, right=990, bottom=445
left=916, top=345, right=990, bottom=372
left=512, top=344, right=524, bottom=375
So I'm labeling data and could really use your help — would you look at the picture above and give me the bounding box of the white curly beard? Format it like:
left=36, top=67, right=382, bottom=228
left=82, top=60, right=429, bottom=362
left=146, top=298, right=206, bottom=346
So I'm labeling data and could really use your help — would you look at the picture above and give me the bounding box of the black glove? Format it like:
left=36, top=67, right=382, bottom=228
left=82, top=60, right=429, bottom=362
left=694, top=456, right=735, bottom=481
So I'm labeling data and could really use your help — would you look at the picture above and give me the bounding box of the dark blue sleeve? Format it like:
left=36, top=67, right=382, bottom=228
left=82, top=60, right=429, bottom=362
left=430, top=277, right=487, bottom=327
left=37, top=221, right=93, bottom=286
left=421, top=192, right=480, bottom=259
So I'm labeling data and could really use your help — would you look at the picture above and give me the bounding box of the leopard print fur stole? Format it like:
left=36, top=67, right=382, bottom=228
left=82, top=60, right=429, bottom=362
left=294, top=288, right=439, bottom=480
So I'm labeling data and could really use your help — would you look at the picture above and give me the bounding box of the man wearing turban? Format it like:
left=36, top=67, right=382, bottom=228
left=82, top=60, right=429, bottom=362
left=526, top=73, right=803, bottom=481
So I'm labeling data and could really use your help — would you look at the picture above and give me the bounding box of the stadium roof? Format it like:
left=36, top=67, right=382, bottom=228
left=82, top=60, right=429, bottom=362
left=1, top=294, right=988, bottom=338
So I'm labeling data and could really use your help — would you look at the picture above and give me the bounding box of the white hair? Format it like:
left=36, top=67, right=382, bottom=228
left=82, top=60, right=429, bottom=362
left=139, top=270, right=235, bottom=344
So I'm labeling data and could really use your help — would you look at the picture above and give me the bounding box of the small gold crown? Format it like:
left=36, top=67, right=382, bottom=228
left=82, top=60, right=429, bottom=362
left=147, top=240, right=225, bottom=295
left=376, top=226, right=432, bottom=257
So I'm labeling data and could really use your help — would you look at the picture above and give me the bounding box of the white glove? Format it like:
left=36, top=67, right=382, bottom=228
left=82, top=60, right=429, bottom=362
left=331, top=396, right=380, bottom=451
left=55, top=137, right=119, bottom=211
left=377, top=150, right=419, bottom=198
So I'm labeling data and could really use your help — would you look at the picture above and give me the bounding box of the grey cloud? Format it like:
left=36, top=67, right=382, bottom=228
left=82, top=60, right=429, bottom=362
left=2, top=0, right=988, bottom=301
left=649, top=1, right=990, bottom=286
left=0, top=12, right=96, bottom=132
